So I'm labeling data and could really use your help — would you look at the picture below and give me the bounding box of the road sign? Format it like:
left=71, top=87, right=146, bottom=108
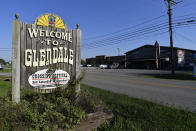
left=12, top=13, right=81, bottom=102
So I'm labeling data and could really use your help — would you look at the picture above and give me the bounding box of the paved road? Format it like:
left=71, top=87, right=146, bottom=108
left=82, top=68, right=196, bottom=112
left=0, top=72, right=11, bottom=76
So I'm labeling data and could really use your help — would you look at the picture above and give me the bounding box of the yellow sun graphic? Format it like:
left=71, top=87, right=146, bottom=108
left=36, top=14, right=66, bottom=29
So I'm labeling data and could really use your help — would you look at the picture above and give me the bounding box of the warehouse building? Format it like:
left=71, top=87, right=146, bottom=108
left=86, top=55, right=125, bottom=67
left=106, top=55, right=126, bottom=66
left=125, top=44, right=196, bottom=70
left=86, top=57, right=96, bottom=66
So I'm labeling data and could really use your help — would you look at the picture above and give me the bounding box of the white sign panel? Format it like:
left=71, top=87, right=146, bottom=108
left=177, top=50, right=184, bottom=64
left=28, top=69, right=70, bottom=89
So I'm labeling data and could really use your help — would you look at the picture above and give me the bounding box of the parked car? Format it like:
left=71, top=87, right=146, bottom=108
left=87, top=64, right=92, bottom=67
left=0, top=64, right=3, bottom=70
left=99, top=64, right=108, bottom=69
left=109, top=63, right=119, bottom=69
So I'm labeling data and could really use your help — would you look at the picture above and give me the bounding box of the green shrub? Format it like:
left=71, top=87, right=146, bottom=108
left=0, top=84, right=88, bottom=130
left=75, top=87, right=102, bottom=113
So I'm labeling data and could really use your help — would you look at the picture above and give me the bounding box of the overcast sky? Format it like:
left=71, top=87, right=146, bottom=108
left=0, top=0, right=196, bottom=61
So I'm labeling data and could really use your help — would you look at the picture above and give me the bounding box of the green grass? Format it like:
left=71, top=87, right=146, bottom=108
left=81, top=84, right=196, bottom=130
left=0, top=65, right=12, bottom=72
left=0, top=76, right=11, bottom=97
left=0, top=68, right=12, bottom=72
left=141, top=73, right=196, bottom=81
left=1, top=77, right=196, bottom=130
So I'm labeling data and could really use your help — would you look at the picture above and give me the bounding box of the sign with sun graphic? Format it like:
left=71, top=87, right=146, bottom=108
left=35, top=14, right=66, bottom=29
left=12, top=13, right=81, bottom=101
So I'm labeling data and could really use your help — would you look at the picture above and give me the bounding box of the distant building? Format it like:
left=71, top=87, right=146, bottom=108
left=125, top=44, right=196, bottom=70
left=86, top=55, right=125, bottom=67
left=95, top=55, right=107, bottom=66
left=106, top=55, right=126, bottom=66
left=86, top=57, right=96, bottom=66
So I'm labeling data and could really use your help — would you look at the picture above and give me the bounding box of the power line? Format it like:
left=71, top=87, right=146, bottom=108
left=83, top=22, right=169, bottom=47
left=83, top=17, right=196, bottom=48
left=83, top=13, right=196, bottom=41
left=83, top=25, right=195, bottom=49
left=84, top=31, right=169, bottom=49
left=83, top=6, right=196, bottom=42
left=83, top=15, right=166, bottom=41
left=83, top=21, right=196, bottom=49
left=173, top=12, right=196, bottom=19
left=82, top=18, right=196, bottom=49
left=173, top=1, right=196, bottom=10
left=83, top=16, right=196, bottom=45
left=83, top=23, right=169, bottom=47
left=174, top=31, right=196, bottom=44
left=84, top=23, right=170, bottom=48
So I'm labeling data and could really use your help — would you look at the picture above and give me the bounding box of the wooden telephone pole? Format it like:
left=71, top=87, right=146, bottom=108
left=165, top=0, right=176, bottom=77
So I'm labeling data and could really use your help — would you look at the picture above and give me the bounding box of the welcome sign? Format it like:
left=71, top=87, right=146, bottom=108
left=12, top=13, right=81, bottom=102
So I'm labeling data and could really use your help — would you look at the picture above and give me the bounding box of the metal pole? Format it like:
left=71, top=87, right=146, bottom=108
left=117, top=48, right=120, bottom=56
left=168, top=0, right=175, bottom=77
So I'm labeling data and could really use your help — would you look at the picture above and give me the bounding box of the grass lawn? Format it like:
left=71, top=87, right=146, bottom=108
left=81, top=84, right=196, bottom=130
left=0, top=65, right=12, bottom=72
left=0, top=76, right=11, bottom=97
left=1, top=78, right=196, bottom=130
left=141, top=73, right=196, bottom=81
left=0, top=68, right=12, bottom=73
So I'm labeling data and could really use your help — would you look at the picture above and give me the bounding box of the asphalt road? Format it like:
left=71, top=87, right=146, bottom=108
left=1, top=69, right=196, bottom=112
left=82, top=68, right=196, bottom=112
left=0, top=72, right=11, bottom=76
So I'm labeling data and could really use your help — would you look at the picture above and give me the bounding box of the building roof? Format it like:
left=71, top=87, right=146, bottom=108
left=125, top=44, right=196, bottom=54
left=107, top=55, right=125, bottom=58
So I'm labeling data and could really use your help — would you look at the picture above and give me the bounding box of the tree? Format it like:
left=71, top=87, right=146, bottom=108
left=0, top=59, right=6, bottom=65
left=91, top=59, right=96, bottom=66
left=81, top=59, right=85, bottom=65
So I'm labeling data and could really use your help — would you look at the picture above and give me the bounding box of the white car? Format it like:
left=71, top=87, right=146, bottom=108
left=87, top=64, right=92, bottom=67
left=0, top=64, right=3, bottom=70
left=99, top=64, right=108, bottom=69
left=110, top=63, right=120, bottom=69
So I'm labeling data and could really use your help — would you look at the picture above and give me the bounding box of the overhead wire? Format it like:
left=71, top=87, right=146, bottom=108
left=83, top=15, right=166, bottom=41
left=173, top=1, right=196, bottom=10
left=83, top=16, right=196, bottom=49
left=83, top=24, right=169, bottom=48
left=84, top=15, right=196, bottom=43
left=83, top=23, right=169, bottom=47
left=83, top=23, right=196, bottom=49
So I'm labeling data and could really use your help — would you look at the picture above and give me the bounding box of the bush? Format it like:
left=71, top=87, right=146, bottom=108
left=0, top=85, right=87, bottom=130
left=75, top=87, right=102, bottom=113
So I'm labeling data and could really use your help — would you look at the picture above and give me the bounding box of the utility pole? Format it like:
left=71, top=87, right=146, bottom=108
left=165, top=0, right=175, bottom=77
left=117, top=48, right=120, bottom=56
